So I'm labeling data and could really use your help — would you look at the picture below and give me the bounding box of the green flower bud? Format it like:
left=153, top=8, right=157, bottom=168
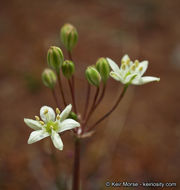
left=85, top=66, right=101, bottom=87
left=60, top=23, right=78, bottom=52
left=47, top=46, right=64, bottom=73
left=68, top=111, right=78, bottom=121
left=42, top=68, right=57, bottom=88
left=62, top=60, right=75, bottom=79
left=96, top=57, right=110, bottom=83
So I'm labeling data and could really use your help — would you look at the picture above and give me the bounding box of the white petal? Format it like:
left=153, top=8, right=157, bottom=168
left=60, top=104, right=72, bottom=122
left=120, top=65, right=129, bottom=77
left=40, top=106, right=55, bottom=122
left=51, top=130, right=63, bottom=150
left=124, top=73, right=137, bottom=84
left=121, top=54, right=130, bottom=63
left=24, top=118, right=42, bottom=130
left=138, top=61, right=148, bottom=76
left=28, top=130, right=49, bottom=144
left=110, top=71, right=124, bottom=83
left=107, top=58, right=120, bottom=73
left=58, top=119, right=80, bottom=133
left=132, top=76, right=160, bottom=85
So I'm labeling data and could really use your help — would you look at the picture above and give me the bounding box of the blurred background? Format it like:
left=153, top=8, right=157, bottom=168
left=0, top=0, right=180, bottom=189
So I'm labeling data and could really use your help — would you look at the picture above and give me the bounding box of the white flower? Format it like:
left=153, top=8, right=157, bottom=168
left=107, top=55, right=160, bottom=85
left=24, top=104, right=80, bottom=150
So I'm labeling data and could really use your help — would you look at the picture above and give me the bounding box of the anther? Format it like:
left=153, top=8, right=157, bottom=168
left=56, top=115, right=60, bottom=120
left=56, top=108, right=60, bottom=114
left=127, top=58, right=130, bottom=63
left=39, top=121, right=45, bottom=125
left=131, top=65, right=136, bottom=71
left=121, top=64, right=126, bottom=70
left=139, top=66, right=143, bottom=72
left=121, top=60, right=125, bottom=64
left=134, top=60, right=139, bottom=67
left=43, top=109, right=48, bottom=114
left=35, top=116, right=40, bottom=121
left=126, top=60, right=130, bottom=67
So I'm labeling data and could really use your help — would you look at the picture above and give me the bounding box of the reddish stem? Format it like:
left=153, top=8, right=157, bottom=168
left=83, top=87, right=99, bottom=127
left=72, top=138, right=81, bottom=190
left=57, top=74, right=67, bottom=107
left=51, top=89, right=60, bottom=108
left=82, top=83, right=91, bottom=119
left=86, top=85, right=128, bottom=132
left=68, top=79, right=77, bottom=113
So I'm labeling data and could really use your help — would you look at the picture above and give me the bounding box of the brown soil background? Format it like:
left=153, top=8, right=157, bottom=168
left=0, top=0, right=180, bottom=189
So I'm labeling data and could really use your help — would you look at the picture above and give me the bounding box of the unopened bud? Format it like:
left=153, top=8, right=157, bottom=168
left=42, top=68, right=57, bottom=88
left=62, top=60, right=75, bottom=79
left=60, top=23, right=78, bottom=52
left=68, top=111, right=78, bottom=121
left=47, top=46, right=64, bottom=73
left=85, top=66, right=101, bottom=87
left=96, top=57, right=110, bottom=83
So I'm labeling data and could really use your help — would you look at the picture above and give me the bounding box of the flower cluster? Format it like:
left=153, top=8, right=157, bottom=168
left=23, top=22, right=161, bottom=190
left=24, top=23, right=160, bottom=152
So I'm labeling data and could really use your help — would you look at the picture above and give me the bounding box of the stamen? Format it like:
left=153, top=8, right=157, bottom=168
left=35, top=116, right=40, bottom=121
left=56, top=115, right=60, bottom=120
left=139, top=66, right=143, bottom=72
left=43, top=109, right=48, bottom=114
left=134, top=60, right=139, bottom=67
left=121, top=60, right=125, bottom=64
left=56, top=108, right=60, bottom=114
left=131, top=64, right=136, bottom=71
left=121, top=63, right=126, bottom=70
left=39, top=121, right=45, bottom=125
left=126, top=59, right=130, bottom=67
left=50, top=125, right=53, bottom=129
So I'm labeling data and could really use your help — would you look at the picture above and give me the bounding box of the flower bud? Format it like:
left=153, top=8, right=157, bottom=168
left=85, top=66, right=101, bottom=87
left=96, top=57, right=110, bottom=83
left=47, top=46, right=64, bottom=73
left=68, top=111, right=78, bottom=121
left=60, top=23, right=78, bottom=52
left=42, top=68, right=57, bottom=88
left=62, top=60, right=75, bottom=79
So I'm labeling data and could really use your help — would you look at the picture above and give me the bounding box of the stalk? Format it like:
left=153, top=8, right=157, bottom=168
left=82, top=83, right=91, bottom=119
left=84, top=83, right=106, bottom=123
left=57, top=74, right=67, bottom=107
left=86, top=85, right=128, bottom=132
left=68, top=51, right=77, bottom=113
left=95, top=83, right=106, bottom=107
left=51, top=89, right=60, bottom=108
left=83, top=87, right=99, bottom=127
left=68, top=79, right=77, bottom=113
left=72, top=138, right=81, bottom=190
left=68, top=51, right=73, bottom=61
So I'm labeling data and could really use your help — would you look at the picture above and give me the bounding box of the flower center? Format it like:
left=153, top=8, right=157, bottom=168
left=45, top=121, right=59, bottom=134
